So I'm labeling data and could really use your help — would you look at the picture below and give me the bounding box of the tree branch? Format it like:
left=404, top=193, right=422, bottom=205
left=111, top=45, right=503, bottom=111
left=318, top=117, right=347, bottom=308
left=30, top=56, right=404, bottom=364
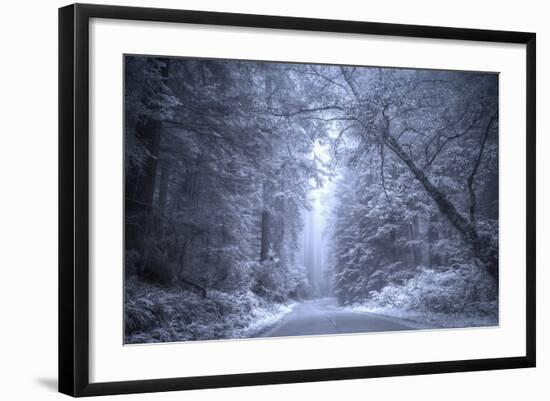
left=467, top=112, right=498, bottom=224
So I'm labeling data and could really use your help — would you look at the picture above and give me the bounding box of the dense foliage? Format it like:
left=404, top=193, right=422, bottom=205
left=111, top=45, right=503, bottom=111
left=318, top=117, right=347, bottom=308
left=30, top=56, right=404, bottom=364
left=124, top=57, right=499, bottom=342
left=124, top=57, right=328, bottom=341
left=324, top=69, right=498, bottom=318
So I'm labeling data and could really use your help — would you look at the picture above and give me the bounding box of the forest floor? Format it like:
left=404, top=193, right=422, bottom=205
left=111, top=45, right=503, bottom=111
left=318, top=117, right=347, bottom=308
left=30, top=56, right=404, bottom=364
left=124, top=277, right=298, bottom=344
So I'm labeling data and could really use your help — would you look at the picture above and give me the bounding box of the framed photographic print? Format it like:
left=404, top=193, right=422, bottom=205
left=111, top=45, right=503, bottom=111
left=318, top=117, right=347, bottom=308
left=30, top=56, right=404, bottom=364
left=59, top=3, right=536, bottom=397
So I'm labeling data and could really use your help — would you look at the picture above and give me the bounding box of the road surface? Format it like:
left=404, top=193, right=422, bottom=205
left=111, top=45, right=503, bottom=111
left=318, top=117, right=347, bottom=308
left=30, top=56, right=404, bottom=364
left=258, top=298, right=415, bottom=338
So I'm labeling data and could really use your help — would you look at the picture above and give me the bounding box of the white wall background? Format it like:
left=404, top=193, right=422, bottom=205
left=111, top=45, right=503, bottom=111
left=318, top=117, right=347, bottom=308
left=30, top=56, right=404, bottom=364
left=0, top=0, right=546, bottom=399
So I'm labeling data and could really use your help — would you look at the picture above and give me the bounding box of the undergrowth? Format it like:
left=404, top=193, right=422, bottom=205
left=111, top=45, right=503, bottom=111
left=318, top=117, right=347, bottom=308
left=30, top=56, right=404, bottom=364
left=348, top=263, right=499, bottom=328
left=124, top=277, right=294, bottom=343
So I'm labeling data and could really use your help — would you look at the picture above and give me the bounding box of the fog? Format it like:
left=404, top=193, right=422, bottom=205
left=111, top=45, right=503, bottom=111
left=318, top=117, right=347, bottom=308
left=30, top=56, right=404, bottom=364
left=299, top=140, right=335, bottom=297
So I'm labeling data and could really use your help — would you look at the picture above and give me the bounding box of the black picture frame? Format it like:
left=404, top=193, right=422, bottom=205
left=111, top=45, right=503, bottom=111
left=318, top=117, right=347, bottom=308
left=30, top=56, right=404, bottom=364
left=59, top=3, right=536, bottom=397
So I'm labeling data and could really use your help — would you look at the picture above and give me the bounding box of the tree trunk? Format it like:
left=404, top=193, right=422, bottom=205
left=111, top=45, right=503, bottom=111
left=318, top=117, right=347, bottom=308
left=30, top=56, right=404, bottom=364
left=125, top=59, right=170, bottom=261
left=260, top=208, right=272, bottom=262
left=383, top=133, right=498, bottom=281
left=157, top=156, right=171, bottom=218
left=125, top=118, right=162, bottom=254
left=260, top=68, right=275, bottom=263
left=389, top=227, right=398, bottom=262
left=408, top=216, right=420, bottom=267
left=427, top=213, right=440, bottom=267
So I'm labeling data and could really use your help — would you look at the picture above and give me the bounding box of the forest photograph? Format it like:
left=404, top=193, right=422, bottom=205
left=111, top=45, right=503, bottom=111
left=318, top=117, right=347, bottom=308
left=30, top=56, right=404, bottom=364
left=124, top=55, right=499, bottom=344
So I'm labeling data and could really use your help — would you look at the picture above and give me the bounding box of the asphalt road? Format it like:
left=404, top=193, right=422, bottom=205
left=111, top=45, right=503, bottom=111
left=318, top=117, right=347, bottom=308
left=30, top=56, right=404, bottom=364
left=259, top=297, right=414, bottom=338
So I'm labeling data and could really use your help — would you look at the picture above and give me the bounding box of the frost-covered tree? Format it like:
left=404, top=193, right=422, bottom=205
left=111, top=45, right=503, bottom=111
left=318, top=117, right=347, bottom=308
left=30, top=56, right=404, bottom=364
left=321, top=68, right=498, bottom=306
left=125, top=57, right=324, bottom=301
left=124, top=57, right=499, bottom=342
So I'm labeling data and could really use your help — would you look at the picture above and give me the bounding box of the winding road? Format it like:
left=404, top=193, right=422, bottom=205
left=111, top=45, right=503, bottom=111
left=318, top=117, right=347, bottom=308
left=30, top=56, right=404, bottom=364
left=258, top=297, right=416, bottom=338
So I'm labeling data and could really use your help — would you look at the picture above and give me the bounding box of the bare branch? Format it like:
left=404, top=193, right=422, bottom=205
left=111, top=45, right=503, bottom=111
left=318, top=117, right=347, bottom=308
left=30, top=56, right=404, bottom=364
left=340, top=67, right=361, bottom=101
left=270, top=105, right=346, bottom=117
left=467, top=112, right=498, bottom=224
left=308, top=66, right=353, bottom=96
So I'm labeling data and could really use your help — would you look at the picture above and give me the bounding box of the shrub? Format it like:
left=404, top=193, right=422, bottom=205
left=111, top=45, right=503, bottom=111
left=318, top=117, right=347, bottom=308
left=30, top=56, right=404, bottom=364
left=124, top=276, right=293, bottom=343
left=365, top=263, right=498, bottom=316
